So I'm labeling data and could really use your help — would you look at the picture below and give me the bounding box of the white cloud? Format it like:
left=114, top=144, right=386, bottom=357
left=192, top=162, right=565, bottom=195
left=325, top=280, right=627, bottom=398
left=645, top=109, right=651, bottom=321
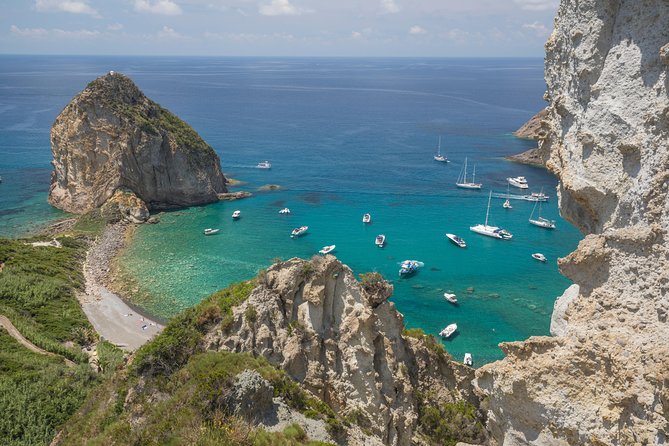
left=34, top=0, right=100, bottom=17
left=11, top=24, right=100, bottom=38
left=409, top=25, right=427, bottom=35
left=204, top=31, right=295, bottom=42
left=351, top=31, right=362, bottom=39
left=157, top=25, right=181, bottom=38
left=134, top=0, right=182, bottom=16
left=380, top=0, right=399, bottom=14
left=258, top=0, right=305, bottom=16
left=523, top=21, right=550, bottom=36
left=513, top=0, right=558, bottom=12
left=107, top=23, right=124, bottom=31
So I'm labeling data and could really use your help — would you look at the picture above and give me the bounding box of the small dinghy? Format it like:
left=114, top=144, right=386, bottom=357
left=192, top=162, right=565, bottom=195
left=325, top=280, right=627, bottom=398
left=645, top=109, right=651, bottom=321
left=375, top=234, right=386, bottom=247
left=319, top=245, right=336, bottom=255
left=463, top=353, right=473, bottom=366
left=362, top=213, right=372, bottom=223
left=279, top=208, right=291, bottom=214
left=203, top=228, right=220, bottom=235
left=444, top=293, right=458, bottom=304
left=256, top=160, right=271, bottom=169
left=399, top=260, right=423, bottom=277
left=291, top=226, right=309, bottom=238
left=232, top=210, right=241, bottom=219
left=439, top=323, right=458, bottom=339
left=532, top=253, right=547, bottom=262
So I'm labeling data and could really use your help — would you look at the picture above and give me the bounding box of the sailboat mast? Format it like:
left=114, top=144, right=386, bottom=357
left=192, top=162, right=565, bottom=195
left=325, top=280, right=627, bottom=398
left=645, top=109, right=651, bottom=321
left=485, top=191, right=491, bottom=226
left=437, top=136, right=441, bottom=156
left=464, top=157, right=468, bottom=183
left=473, top=164, right=476, bottom=183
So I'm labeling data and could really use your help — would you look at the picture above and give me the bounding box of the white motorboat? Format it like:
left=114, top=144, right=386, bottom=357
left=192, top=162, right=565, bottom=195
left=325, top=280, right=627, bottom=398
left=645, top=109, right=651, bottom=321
left=279, top=208, right=291, bottom=214
left=439, top=323, right=458, bottom=339
left=291, top=226, right=309, bottom=238
left=528, top=195, right=556, bottom=229
left=319, top=245, right=336, bottom=255
left=399, top=260, right=423, bottom=277
left=232, top=210, right=241, bottom=219
left=532, top=253, right=547, bottom=262
left=375, top=234, right=386, bottom=247
left=444, top=293, right=458, bottom=304
left=456, top=157, right=482, bottom=189
left=256, top=161, right=271, bottom=169
left=463, top=353, right=473, bottom=366
left=203, top=228, right=220, bottom=235
left=503, top=183, right=513, bottom=209
left=470, top=191, right=513, bottom=240
left=445, top=233, right=466, bottom=248
left=433, top=136, right=448, bottom=162
left=362, top=213, right=372, bottom=223
left=507, top=176, right=529, bottom=189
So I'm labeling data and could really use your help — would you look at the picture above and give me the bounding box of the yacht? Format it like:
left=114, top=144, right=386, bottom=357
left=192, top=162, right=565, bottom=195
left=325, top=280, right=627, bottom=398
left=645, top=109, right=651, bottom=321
left=203, top=228, right=220, bottom=235
left=375, top=234, right=386, bottom=247
left=433, top=136, right=448, bottom=162
left=232, top=210, right=241, bottom=219
left=507, top=176, right=529, bottom=189
left=463, top=353, right=473, bottom=367
left=456, top=157, right=482, bottom=189
left=319, top=245, right=336, bottom=255
left=529, top=197, right=556, bottom=229
left=444, top=293, right=458, bottom=304
left=362, top=213, right=372, bottom=223
left=279, top=208, right=291, bottom=214
left=399, top=260, right=423, bottom=277
left=445, top=233, right=466, bottom=248
left=440, top=323, right=458, bottom=339
left=291, top=226, right=309, bottom=238
left=470, top=191, right=513, bottom=240
left=256, top=161, right=272, bottom=169
left=532, top=253, right=547, bottom=262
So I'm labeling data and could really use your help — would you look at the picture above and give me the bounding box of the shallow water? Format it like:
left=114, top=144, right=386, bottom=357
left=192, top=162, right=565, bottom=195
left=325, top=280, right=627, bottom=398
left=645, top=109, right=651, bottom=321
left=0, top=56, right=581, bottom=365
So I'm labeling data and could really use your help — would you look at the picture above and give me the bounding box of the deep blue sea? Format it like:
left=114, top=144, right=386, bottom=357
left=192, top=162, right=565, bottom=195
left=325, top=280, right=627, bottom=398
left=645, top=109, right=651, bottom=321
left=0, top=56, right=581, bottom=365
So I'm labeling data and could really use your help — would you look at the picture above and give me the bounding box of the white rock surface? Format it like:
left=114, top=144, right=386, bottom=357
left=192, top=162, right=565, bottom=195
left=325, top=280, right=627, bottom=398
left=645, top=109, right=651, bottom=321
left=476, top=1, right=669, bottom=445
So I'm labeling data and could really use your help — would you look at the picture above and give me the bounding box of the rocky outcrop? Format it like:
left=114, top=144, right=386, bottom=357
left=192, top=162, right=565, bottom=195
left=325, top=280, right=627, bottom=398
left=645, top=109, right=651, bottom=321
left=477, top=1, right=669, bottom=445
left=507, top=109, right=550, bottom=167
left=203, top=256, right=480, bottom=446
left=49, top=72, right=227, bottom=218
left=513, top=108, right=548, bottom=140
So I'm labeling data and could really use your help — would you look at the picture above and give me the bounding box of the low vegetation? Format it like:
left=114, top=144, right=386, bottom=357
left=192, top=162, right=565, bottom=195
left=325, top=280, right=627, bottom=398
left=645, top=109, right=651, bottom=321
left=416, top=398, right=486, bottom=446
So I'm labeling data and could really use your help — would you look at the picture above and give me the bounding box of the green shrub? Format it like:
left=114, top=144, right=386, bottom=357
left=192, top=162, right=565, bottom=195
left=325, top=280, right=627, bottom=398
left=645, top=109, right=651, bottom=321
left=417, top=400, right=485, bottom=446
left=96, top=341, right=125, bottom=375
left=245, top=305, right=258, bottom=325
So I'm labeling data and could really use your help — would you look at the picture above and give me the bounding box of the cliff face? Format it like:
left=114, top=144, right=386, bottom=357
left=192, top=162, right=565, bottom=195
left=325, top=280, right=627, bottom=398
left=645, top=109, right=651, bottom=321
left=49, top=72, right=227, bottom=216
left=205, top=256, right=481, bottom=445
left=476, top=1, right=669, bottom=445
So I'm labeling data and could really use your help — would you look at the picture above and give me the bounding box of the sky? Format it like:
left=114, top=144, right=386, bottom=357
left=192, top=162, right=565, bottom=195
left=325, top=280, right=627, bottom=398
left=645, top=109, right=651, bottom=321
left=0, top=0, right=559, bottom=57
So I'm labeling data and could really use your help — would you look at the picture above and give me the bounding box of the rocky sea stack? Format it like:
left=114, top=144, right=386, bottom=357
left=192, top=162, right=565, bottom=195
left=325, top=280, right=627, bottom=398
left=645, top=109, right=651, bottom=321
left=49, top=72, right=227, bottom=220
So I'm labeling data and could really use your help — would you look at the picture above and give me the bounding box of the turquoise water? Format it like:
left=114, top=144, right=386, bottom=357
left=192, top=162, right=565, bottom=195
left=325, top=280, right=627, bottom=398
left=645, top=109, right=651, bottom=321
left=0, top=56, right=581, bottom=365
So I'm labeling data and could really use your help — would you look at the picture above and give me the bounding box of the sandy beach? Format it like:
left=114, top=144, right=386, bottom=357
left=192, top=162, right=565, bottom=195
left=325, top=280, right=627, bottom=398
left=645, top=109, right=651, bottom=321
left=79, top=222, right=163, bottom=351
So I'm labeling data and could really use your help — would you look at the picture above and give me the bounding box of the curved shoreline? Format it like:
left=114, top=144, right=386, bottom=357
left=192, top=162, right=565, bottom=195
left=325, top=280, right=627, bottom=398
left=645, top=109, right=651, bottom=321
left=78, top=222, right=164, bottom=351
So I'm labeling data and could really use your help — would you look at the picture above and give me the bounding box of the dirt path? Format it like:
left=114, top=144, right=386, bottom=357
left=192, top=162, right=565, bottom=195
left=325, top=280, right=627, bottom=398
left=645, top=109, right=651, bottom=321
left=0, top=315, right=75, bottom=367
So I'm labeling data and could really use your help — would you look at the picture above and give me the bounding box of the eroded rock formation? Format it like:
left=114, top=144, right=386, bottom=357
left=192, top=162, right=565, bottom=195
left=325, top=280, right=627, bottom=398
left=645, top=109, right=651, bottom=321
left=49, top=72, right=227, bottom=218
left=477, top=1, right=669, bottom=445
left=204, top=256, right=480, bottom=446
left=507, top=109, right=550, bottom=167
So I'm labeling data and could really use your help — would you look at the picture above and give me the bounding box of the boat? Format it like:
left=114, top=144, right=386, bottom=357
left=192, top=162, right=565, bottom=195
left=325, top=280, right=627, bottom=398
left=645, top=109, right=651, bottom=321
left=444, top=293, right=458, bottom=304
left=203, top=228, right=220, bottom=235
left=375, top=234, right=386, bottom=247
left=362, top=213, right=372, bottom=223
left=256, top=161, right=271, bottom=169
left=456, top=157, right=482, bottom=189
left=503, top=183, right=513, bottom=209
left=433, top=136, right=448, bottom=162
left=232, top=210, right=241, bottom=219
left=532, top=253, right=547, bottom=262
left=463, top=353, right=473, bottom=366
left=526, top=191, right=549, bottom=201
left=399, top=260, right=423, bottom=277
left=439, top=323, right=457, bottom=339
left=319, top=245, right=336, bottom=255
left=279, top=208, right=291, bottom=214
left=291, top=226, right=309, bottom=238
left=528, top=195, right=556, bottom=229
left=445, top=233, right=466, bottom=248
left=507, top=176, right=529, bottom=189
left=470, top=191, right=513, bottom=239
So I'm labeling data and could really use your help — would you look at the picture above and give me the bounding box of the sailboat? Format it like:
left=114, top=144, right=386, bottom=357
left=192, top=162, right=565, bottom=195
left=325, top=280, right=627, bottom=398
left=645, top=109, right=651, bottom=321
left=503, top=183, right=512, bottom=209
left=528, top=194, right=556, bottom=229
left=433, top=136, right=447, bottom=162
left=470, top=191, right=513, bottom=239
left=456, top=157, right=482, bottom=189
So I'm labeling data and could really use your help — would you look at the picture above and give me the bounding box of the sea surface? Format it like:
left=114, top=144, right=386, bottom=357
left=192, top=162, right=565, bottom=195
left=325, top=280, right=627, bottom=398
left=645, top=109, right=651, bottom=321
left=0, top=56, right=582, bottom=365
